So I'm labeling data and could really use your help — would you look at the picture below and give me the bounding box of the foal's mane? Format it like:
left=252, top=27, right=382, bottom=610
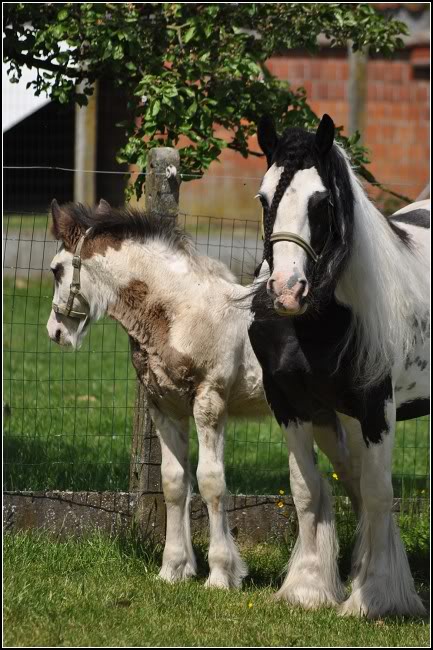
left=62, top=202, right=195, bottom=255
left=58, top=202, right=238, bottom=282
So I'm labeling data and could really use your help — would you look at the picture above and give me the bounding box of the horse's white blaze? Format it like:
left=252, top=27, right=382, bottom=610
left=276, top=421, right=345, bottom=608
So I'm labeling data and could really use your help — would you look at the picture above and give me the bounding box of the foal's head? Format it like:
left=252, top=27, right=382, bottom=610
left=257, top=114, right=354, bottom=315
left=46, top=199, right=118, bottom=348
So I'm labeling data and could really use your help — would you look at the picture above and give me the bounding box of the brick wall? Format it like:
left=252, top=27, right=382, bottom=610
left=181, top=48, right=429, bottom=219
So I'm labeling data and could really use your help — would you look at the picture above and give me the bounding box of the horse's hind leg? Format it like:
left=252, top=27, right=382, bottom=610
left=339, top=405, right=425, bottom=618
left=278, top=419, right=345, bottom=608
left=150, top=408, right=196, bottom=583
left=194, top=386, right=247, bottom=589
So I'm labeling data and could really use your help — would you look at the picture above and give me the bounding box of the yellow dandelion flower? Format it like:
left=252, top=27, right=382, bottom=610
left=279, top=489, right=285, bottom=495
left=248, top=602, right=253, bottom=608
left=332, top=473, right=339, bottom=481
left=277, top=500, right=284, bottom=508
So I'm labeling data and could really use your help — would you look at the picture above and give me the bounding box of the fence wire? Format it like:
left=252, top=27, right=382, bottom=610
left=3, top=207, right=430, bottom=501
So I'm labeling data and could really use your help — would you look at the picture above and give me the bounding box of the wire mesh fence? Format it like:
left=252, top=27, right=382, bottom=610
left=3, top=196, right=430, bottom=502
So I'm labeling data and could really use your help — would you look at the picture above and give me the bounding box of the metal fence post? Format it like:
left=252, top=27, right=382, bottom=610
left=129, top=147, right=181, bottom=500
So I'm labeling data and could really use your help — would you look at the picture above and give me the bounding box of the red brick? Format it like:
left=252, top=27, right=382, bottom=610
left=336, top=62, right=349, bottom=81
left=311, top=60, right=322, bottom=79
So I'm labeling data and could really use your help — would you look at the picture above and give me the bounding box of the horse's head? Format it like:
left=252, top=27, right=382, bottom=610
left=257, top=114, right=354, bottom=316
left=46, top=199, right=114, bottom=348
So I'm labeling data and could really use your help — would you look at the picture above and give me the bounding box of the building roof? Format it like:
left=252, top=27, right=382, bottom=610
left=2, top=63, right=51, bottom=132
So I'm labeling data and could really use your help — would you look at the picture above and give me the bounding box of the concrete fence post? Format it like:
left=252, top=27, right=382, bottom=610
left=348, top=44, right=368, bottom=143
left=129, top=148, right=181, bottom=503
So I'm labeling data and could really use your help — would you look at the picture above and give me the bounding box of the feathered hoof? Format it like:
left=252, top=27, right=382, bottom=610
left=339, top=587, right=427, bottom=619
left=274, top=581, right=343, bottom=610
left=204, top=570, right=231, bottom=590
left=158, top=561, right=196, bottom=584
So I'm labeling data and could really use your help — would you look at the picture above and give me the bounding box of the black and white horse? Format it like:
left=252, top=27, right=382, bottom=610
left=248, top=114, right=430, bottom=618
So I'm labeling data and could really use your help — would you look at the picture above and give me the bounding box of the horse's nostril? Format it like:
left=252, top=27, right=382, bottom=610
left=55, top=329, right=61, bottom=342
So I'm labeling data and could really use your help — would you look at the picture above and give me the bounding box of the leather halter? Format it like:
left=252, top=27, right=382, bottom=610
left=269, top=231, right=319, bottom=263
left=52, top=228, right=92, bottom=320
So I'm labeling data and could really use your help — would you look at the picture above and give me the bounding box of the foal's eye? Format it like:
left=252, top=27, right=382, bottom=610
left=51, top=264, right=64, bottom=282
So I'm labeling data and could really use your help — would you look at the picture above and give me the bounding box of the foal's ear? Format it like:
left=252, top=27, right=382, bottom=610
left=96, top=198, right=111, bottom=214
left=257, top=115, right=279, bottom=168
left=50, top=199, right=80, bottom=248
left=315, top=114, right=335, bottom=156
left=51, top=199, right=66, bottom=240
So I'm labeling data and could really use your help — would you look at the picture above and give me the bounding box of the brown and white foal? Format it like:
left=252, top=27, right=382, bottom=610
left=46, top=199, right=269, bottom=588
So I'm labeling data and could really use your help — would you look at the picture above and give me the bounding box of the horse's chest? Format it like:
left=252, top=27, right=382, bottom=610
left=129, top=338, right=197, bottom=414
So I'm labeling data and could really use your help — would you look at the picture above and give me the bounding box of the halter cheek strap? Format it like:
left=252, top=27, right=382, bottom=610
left=52, top=228, right=92, bottom=320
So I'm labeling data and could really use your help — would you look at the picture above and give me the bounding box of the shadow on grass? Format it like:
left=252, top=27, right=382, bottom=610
left=110, top=504, right=430, bottom=594
left=3, top=434, right=130, bottom=492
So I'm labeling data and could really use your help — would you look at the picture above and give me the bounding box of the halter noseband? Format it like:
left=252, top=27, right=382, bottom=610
left=269, top=231, right=319, bottom=263
left=52, top=228, right=92, bottom=320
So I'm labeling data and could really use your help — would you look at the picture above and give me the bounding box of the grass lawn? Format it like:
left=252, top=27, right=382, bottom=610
left=4, top=273, right=430, bottom=497
left=3, top=529, right=430, bottom=648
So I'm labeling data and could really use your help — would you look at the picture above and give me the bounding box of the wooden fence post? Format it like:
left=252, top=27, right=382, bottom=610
left=129, top=147, right=181, bottom=502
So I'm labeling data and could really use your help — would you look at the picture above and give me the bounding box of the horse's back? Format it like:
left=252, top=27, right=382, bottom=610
left=389, top=199, right=430, bottom=233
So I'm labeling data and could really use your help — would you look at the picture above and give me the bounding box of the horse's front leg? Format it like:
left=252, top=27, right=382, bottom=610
left=194, top=386, right=247, bottom=589
left=278, top=419, right=345, bottom=608
left=313, top=412, right=362, bottom=516
left=340, top=397, right=425, bottom=618
left=149, top=408, right=196, bottom=583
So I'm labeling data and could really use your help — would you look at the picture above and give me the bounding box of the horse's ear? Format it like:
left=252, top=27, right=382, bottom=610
left=96, top=198, right=111, bottom=214
left=315, top=114, right=335, bottom=156
left=51, top=199, right=64, bottom=240
left=50, top=199, right=79, bottom=248
left=257, top=115, right=279, bottom=168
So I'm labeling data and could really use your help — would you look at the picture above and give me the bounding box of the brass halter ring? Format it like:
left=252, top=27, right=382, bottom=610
left=52, top=228, right=92, bottom=320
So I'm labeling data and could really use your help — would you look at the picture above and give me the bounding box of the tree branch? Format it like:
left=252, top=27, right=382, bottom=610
left=4, top=51, right=83, bottom=80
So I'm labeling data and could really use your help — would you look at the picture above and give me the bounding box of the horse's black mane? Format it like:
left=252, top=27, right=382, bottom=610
left=63, top=202, right=194, bottom=253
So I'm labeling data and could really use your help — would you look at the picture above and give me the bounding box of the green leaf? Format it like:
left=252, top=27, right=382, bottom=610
left=151, top=100, right=161, bottom=117
left=184, top=26, right=196, bottom=43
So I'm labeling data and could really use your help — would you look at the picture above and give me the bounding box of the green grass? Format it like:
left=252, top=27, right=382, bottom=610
left=3, top=529, right=429, bottom=648
left=3, top=272, right=430, bottom=496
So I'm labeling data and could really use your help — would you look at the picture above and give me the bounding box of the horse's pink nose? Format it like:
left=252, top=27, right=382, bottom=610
left=267, top=272, right=308, bottom=314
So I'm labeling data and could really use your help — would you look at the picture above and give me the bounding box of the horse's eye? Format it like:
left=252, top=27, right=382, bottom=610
left=51, top=264, right=64, bottom=282
left=308, top=190, right=330, bottom=215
